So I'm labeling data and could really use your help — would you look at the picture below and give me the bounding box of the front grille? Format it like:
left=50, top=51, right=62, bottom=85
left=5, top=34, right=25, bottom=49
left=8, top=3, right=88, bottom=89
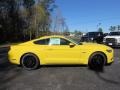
left=106, top=38, right=117, bottom=45
left=106, top=38, right=116, bottom=42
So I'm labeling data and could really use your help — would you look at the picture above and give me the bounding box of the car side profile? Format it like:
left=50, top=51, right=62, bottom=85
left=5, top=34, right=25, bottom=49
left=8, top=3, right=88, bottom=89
left=8, top=35, right=114, bottom=70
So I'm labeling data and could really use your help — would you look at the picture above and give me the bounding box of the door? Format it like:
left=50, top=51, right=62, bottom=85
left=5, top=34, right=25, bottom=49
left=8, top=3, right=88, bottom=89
left=45, top=37, right=82, bottom=64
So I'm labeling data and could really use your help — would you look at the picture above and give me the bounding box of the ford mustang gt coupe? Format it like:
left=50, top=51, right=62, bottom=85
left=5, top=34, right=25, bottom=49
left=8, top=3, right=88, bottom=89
left=8, top=35, right=114, bottom=70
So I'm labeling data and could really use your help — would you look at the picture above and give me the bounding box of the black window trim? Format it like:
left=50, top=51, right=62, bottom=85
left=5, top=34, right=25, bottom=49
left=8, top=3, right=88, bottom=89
left=34, top=38, right=50, bottom=45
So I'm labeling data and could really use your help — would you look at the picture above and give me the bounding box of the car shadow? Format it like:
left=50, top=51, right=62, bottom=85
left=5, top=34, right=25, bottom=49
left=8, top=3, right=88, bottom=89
left=41, top=64, right=87, bottom=68
left=88, top=67, right=120, bottom=85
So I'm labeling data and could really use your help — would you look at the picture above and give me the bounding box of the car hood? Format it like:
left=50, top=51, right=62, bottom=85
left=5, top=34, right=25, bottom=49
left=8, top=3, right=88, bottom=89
left=80, top=42, right=111, bottom=50
left=104, top=36, right=120, bottom=39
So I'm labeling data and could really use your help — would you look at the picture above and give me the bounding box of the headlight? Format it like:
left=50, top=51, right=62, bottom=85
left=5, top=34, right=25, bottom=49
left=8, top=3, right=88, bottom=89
left=106, top=49, right=112, bottom=53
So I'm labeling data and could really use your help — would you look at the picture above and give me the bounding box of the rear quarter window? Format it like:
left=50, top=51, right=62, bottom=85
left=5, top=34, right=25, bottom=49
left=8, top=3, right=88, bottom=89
left=34, top=38, right=50, bottom=45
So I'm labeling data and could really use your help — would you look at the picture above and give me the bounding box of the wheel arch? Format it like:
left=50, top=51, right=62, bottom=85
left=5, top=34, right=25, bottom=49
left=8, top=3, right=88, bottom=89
left=88, top=51, right=107, bottom=64
left=20, top=52, right=40, bottom=65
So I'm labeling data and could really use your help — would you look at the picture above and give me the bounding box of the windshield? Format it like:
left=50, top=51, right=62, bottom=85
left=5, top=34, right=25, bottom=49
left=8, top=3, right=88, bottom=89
left=109, top=32, right=120, bottom=36
left=65, top=37, right=80, bottom=45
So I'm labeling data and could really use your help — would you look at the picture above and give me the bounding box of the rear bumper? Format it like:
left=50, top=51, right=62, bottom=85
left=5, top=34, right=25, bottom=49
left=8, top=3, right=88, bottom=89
left=8, top=51, right=20, bottom=65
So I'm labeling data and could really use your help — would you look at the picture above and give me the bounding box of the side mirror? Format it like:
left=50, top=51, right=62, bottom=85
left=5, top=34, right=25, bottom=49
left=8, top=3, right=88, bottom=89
left=69, top=43, right=75, bottom=47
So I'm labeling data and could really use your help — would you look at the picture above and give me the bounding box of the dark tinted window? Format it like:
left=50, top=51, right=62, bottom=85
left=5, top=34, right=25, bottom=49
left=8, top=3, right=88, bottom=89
left=60, top=38, right=70, bottom=45
left=34, top=38, right=49, bottom=45
left=86, top=32, right=103, bottom=37
left=109, top=32, right=120, bottom=36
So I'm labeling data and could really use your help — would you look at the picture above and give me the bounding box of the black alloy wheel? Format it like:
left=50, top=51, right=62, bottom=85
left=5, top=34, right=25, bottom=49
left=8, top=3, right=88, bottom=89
left=88, top=52, right=106, bottom=70
left=21, top=53, right=40, bottom=70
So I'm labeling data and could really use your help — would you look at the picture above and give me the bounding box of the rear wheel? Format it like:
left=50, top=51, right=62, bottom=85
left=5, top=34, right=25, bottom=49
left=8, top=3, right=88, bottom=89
left=88, top=52, right=106, bottom=70
left=21, top=53, right=40, bottom=70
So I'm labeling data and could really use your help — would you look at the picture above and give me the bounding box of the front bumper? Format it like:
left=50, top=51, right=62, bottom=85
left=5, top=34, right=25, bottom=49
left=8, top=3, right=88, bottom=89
left=105, top=42, right=120, bottom=47
left=104, top=38, right=120, bottom=47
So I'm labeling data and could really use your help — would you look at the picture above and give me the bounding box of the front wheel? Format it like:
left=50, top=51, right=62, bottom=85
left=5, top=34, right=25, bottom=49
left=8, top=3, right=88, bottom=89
left=88, top=52, right=106, bottom=70
left=21, top=53, right=40, bottom=70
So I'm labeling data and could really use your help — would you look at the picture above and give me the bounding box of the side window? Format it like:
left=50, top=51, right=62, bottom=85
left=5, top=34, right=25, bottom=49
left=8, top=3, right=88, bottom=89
left=34, top=38, right=49, bottom=45
left=49, top=38, right=60, bottom=45
left=60, top=38, right=70, bottom=45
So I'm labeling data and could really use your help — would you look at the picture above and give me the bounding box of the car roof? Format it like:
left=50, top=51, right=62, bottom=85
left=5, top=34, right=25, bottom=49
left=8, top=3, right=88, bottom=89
left=110, top=31, right=120, bottom=32
left=87, top=32, right=103, bottom=33
left=22, top=35, right=78, bottom=45
left=39, top=35, right=65, bottom=39
left=30, top=35, right=67, bottom=42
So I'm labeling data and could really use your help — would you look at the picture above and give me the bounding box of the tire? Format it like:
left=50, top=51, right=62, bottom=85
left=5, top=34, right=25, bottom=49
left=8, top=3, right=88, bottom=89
left=21, top=53, right=40, bottom=70
left=88, top=52, right=106, bottom=70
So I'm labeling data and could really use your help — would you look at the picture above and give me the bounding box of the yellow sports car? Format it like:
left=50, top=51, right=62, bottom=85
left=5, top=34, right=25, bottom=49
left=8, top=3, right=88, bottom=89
left=8, top=35, right=114, bottom=70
